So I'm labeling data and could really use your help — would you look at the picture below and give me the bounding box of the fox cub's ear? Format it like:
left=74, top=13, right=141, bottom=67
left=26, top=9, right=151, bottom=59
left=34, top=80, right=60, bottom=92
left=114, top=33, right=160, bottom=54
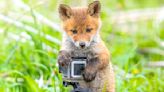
left=88, top=1, right=101, bottom=17
left=59, top=4, right=72, bottom=21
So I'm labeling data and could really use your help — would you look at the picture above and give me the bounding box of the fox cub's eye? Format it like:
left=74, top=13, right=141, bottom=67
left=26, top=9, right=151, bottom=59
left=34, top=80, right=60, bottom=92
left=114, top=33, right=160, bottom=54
left=86, top=28, right=92, bottom=32
left=71, top=29, right=77, bottom=34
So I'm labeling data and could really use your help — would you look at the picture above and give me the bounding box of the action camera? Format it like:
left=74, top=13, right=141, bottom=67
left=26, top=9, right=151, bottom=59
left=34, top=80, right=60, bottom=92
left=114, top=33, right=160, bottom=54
left=59, top=57, right=87, bottom=80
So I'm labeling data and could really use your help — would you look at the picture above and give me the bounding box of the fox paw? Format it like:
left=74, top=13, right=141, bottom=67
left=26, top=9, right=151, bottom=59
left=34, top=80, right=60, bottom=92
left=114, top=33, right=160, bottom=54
left=82, top=67, right=97, bottom=82
left=57, top=50, right=71, bottom=67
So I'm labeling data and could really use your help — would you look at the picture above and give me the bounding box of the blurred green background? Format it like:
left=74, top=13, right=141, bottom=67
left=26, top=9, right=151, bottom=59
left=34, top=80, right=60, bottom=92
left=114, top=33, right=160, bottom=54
left=0, top=0, right=164, bottom=92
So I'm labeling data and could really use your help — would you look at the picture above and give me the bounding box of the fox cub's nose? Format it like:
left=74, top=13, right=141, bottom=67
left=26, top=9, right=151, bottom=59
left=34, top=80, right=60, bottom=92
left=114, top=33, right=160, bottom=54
left=79, top=42, right=86, bottom=48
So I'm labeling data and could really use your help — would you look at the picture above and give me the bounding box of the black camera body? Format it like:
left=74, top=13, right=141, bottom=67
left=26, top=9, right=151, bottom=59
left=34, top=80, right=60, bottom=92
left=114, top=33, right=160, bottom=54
left=59, top=57, right=92, bottom=92
left=59, top=57, right=87, bottom=81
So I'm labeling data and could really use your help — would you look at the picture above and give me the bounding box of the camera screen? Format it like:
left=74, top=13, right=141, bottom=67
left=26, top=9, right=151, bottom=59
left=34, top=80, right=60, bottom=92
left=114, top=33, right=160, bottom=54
left=73, top=64, right=85, bottom=75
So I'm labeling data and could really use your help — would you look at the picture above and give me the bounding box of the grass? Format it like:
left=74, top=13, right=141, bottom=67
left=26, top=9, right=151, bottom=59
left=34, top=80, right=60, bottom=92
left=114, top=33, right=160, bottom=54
left=0, top=0, right=164, bottom=92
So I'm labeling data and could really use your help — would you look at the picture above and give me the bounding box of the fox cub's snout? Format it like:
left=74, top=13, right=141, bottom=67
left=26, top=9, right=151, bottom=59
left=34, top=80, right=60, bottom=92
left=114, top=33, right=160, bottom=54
left=59, top=1, right=101, bottom=49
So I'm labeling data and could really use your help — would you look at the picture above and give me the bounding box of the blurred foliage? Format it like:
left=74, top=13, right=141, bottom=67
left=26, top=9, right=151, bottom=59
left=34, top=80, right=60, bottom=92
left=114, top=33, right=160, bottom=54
left=0, top=0, right=164, bottom=92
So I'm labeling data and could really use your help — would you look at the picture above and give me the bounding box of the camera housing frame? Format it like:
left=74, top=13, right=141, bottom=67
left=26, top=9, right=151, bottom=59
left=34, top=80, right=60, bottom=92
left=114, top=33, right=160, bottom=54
left=71, top=59, right=86, bottom=78
left=59, top=57, right=87, bottom=80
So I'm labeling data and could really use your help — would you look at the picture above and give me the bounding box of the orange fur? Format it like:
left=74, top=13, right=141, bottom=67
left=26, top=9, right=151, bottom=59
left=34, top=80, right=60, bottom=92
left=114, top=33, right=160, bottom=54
left=62, top=8, right=99, bottom=42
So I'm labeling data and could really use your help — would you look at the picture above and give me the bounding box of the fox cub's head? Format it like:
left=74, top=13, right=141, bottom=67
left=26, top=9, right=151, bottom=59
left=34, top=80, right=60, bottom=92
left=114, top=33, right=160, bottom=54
left=59, top=1, right=101, bottom=49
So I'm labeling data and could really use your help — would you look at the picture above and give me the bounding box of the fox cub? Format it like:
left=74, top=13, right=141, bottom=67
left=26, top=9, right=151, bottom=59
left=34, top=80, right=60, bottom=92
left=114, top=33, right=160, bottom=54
left=58, top=1, right=115, bottom=92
